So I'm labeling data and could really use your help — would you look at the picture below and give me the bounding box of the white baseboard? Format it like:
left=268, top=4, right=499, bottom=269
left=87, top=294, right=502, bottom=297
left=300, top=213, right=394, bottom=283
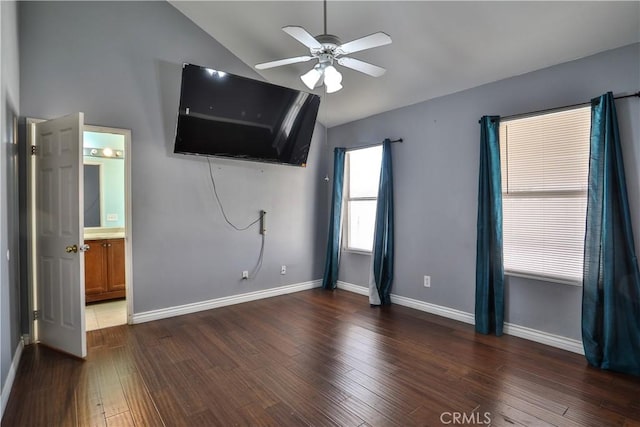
left=336, top=281, right=584, bottom=355
left=132, top=280, right=322, bottom=324
left=1, top=338, right=24, bottom=420
left=21, top=334, right=31, bottom=346
left=336, top=281, right=369, bottom=296
left=391, top=293, right=476, bottom=325
left=337, top=281, right=475, bottom=325
left=503, top=323, right=584, bottom=355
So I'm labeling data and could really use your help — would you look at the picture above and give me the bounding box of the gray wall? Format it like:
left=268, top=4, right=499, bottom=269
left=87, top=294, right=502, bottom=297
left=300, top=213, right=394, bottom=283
left=329, top=43, right=640, bottom=341
left=1, top=0, right=21, bottom=399
left=19, top=1, right=329, bottom=314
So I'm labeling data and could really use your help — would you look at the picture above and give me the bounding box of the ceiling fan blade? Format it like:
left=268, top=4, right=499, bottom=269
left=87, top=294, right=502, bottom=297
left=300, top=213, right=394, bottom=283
left=255, top=56, right=315, bottom=70
left=282, top=26, right=323, bottom=50
left=337, top=32, right=392, bottom=55
left=337, top=57, right=386, bottom=77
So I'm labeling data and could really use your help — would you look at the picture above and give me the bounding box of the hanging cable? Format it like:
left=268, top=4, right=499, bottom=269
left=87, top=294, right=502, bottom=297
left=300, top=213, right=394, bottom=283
left=207, top=157, right=263, bottom=231
left=248, top=233, right=266, bottom=279
left=206, top=157, right=266, bottom=279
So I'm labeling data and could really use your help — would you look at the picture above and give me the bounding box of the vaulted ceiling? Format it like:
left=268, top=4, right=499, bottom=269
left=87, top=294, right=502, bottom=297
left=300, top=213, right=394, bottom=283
left=171, top=1, right=640, bottom=127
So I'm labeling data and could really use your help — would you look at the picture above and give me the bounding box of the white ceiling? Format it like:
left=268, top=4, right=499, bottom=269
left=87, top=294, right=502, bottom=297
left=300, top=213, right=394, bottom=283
left=171, top=1, right=640, bottom=127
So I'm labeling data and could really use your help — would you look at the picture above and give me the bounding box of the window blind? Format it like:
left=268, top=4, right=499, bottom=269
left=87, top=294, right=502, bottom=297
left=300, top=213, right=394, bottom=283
left=500, top=106, right=590, bottom=283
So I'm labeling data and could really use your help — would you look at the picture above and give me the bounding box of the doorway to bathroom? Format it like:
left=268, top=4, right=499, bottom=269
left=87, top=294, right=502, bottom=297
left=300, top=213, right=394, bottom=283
left=82, top=126, right=130, bottom=331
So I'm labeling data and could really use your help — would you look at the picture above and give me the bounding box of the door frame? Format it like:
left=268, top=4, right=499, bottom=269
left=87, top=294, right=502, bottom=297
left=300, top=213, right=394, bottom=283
left=26, top=119, right=134, bottom=342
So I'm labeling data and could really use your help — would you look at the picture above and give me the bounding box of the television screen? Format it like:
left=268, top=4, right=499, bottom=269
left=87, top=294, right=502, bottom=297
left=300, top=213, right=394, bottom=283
left=174, top=64, right=321, bottom=167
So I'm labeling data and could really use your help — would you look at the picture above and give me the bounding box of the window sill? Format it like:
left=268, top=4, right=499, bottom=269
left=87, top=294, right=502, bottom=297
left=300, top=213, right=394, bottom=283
left=505, top=270, right=582, bottom=287
left=342, top=248, right=372, bottom=256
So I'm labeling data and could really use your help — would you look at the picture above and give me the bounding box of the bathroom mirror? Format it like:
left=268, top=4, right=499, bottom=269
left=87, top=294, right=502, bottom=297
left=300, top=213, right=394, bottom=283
left=84, top=164, right=102, bottom=227
left=83, top=131, right=125, bottom=229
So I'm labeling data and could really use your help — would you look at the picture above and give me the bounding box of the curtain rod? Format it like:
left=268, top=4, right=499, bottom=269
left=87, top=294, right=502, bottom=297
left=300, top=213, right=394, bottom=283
left=495, top=91, right=640, bottom=122
left=345, top=138, right=403, bottom=152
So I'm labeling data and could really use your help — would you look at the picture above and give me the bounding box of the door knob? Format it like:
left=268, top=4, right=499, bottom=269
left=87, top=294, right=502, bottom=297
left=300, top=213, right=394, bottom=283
left=65, top=245, right=78, bottom=253
left=80, top=244, right=90, bottom=252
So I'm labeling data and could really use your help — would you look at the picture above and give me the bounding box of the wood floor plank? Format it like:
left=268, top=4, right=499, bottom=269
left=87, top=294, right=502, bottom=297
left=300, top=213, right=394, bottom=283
left=464, top=389, right=584, bottom=427
left=462, top=369, right=570, bottom=415
left=263, top=401, right=314, bottom=426
left=118, top=372, right=165, bottom=427
left=3, top=289, right=640, bottom=427
left=105, top=411, right=135, bottom=427
left=478, top=400, right=555, bottom=427
left=251, top=366, right=359, bottom=426
left=563, top=405, right=629, bottom=427
left=93, top=349, right=130, bottom=419
left=75, top=362, right=107, bottom=427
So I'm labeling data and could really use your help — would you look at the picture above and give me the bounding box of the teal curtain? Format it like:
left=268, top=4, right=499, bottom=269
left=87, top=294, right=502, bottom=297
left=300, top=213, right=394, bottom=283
left=372, top=139, right=395, bottom=305
left=322, top=147, right=346, bottom=290
left=475, top=116, right=504, bottom=336
left=582, top=92, right=640, bottom=376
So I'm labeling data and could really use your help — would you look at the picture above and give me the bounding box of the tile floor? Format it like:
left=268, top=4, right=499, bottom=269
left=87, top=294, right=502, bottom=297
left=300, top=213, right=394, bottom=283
left=85, top=299, right=127, bottom=331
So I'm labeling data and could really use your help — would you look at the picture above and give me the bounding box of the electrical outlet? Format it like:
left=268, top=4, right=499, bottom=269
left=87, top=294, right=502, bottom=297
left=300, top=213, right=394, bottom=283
left=281, top=265, right=286, bottom=275
left=242, top=271, right=249, bottom=279
left=424, top=275, right=431, bottom=288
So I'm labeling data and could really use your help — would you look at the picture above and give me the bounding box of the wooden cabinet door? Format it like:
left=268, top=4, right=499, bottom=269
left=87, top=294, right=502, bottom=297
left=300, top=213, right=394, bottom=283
left=84, top=240, right=107, bottom=295
left=106, top=239, right=126, bottom=292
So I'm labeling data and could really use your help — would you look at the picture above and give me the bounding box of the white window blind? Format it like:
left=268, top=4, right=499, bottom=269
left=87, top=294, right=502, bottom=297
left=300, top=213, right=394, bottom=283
left=345, top=146, right=382, bottom=252
left=499, top=106, right=590, bottom=283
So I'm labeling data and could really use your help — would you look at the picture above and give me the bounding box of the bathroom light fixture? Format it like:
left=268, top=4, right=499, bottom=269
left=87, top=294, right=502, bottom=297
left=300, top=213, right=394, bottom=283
left=83, top=147, right=125, bottom=159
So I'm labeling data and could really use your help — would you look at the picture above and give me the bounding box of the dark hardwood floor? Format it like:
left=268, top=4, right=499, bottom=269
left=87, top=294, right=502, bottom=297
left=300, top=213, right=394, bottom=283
left=3, top=289, right=640, bottom=426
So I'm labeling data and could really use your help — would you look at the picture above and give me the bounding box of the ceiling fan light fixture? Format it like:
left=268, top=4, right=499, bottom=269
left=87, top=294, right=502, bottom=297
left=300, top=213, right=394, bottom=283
left=301, top=67, right=323, bottom=90
left=323, top=65, right=342, bottom=85
left=323, top=65, right=343, bottom=93
left=325, top=81, right=343, bottom=93
left=255, top=0, right=391, bottom=95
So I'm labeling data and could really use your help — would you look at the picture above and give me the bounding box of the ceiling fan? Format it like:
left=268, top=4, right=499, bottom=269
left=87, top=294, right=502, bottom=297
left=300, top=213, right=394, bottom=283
left=255, top=0, right=391, bottom=93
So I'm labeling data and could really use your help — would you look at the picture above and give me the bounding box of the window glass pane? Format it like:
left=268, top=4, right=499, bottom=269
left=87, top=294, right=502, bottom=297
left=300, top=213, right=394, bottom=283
left=502, top=107, right=590, bottom=193
left=347, top=200, right=377, bottom=251
left=503, top=196, right=587, bottom=281
left=500, top=106, right=590, bottom=283
left=349, top=146, right=382, bottom=198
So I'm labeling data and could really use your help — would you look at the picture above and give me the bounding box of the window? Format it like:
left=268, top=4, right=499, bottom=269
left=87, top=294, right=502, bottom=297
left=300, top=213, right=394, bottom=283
left=500, top=106, right=590, bottom=284
left=344, top=145, right=383, bottom=252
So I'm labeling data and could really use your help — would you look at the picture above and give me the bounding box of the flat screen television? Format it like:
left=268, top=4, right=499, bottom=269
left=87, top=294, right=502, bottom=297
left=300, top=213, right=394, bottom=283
left=174, top=63, right=321, bottom=167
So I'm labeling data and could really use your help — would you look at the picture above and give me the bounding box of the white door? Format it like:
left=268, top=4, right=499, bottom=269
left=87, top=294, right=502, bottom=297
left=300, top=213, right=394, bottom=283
left=35, top=113, right=86, bottom=358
